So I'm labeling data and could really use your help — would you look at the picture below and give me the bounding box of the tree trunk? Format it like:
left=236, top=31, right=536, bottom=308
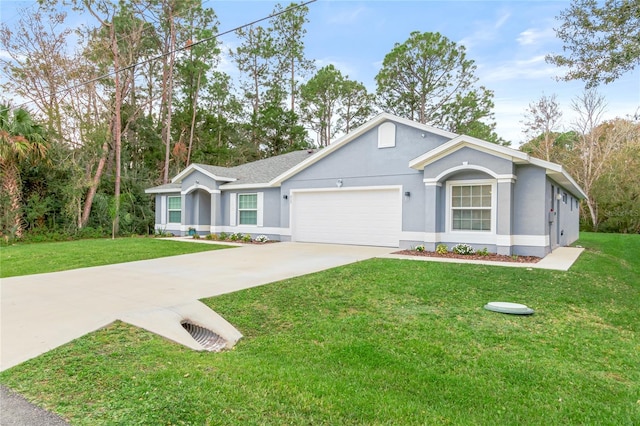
left=1, top=159, right=24, bottom=238
left=112, top=24, right=122, bottom=239
left=162, top=10, right=177, bottom=184
left=80, top=139, right=110, bottom=228
left=186, top=71, right=201, bottom=166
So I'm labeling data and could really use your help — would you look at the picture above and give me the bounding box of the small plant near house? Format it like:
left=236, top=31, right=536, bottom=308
left=218, top=232, right=229, bottom=241
left=255, top=235, right=269, bottom=243
left=204, top=233, right=218, bottom=241
left=192, top=233, right=200, bottom=240
left=436, top=244, right=449, bottom=254
left=414, top=245, right=425, bottom=252
left=154, top=228, right=173, bottom=238
left=452, top=243, right=475, bottom=255
left=242, top=234, right=252, bottom=243
left=229, top=233, right=242, bottom=241
left=477, top=247, right=490, bottom=256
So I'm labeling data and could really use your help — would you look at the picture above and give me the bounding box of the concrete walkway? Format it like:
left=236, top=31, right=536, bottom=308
left=383, top=246, right=584, bottom=271
left=1, top=242, right=392, bottom=372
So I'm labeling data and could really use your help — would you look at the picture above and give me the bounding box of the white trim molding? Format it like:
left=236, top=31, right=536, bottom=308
left=181, top=184, right=220, bottom=195
left=446, top=179, right=497, bottom=236
left=209, top=226, right=290, bottom=236
left=171, top=164, right=236, bottom=184
left=290, top=184, right=403, bottom=195
left=512, top=234, right=549, bottom=247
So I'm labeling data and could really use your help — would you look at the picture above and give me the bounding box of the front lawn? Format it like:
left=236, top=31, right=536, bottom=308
left=1, top=233, right=638, bottom=424
left=0, top=237, right=230, bottom=278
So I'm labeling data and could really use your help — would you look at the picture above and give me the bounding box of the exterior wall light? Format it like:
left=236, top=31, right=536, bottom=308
left=404, top=191, right=411, bottom=197
left=283, top=194, right=288, bottom=200
left=337, top=179, right=343, bottom=187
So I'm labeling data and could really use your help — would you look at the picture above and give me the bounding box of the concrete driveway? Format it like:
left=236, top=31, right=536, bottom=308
left=1, top=242, right=393, bottom=371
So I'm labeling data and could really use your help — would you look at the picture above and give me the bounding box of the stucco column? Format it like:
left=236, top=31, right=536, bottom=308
left=423, top=182, right=441, bottom=251
left=180, top=193, right=187, bottom=234
left=210, top=192, right=220, bottom=232
left=496, top=179, right=514, bottom=255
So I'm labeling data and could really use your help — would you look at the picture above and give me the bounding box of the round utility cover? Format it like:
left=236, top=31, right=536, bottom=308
left=484, top=301, right=534, bottom=315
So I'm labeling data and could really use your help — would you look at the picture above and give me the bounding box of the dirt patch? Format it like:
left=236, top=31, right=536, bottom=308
left=393, top=249, right=541, bottom=263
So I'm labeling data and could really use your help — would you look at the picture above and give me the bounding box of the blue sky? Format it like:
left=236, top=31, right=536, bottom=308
left=2, top=0, right=638, bottom=145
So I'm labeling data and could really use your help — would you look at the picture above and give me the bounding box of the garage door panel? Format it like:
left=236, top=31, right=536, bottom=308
left=292, top=188, right=401, bottom=247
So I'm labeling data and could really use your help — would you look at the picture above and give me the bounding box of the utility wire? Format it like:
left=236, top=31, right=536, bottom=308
left=14, top=0, right=317, bottom=109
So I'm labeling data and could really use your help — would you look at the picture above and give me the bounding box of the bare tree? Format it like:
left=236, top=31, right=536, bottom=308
left=568, top=90, right=610, bottom=230
left=522, top=94, right=563, bottom=162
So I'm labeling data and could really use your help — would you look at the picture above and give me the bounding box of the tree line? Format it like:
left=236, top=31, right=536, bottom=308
left=0, top=0, right=638, bottom=241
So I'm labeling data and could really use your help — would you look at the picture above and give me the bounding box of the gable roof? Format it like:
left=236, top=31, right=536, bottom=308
left=269, top=112, right=458, bottom=186
left=409, top=135, right=587, bottom=199
left=145, top=150, right=317, bottom=193
left=144, top=182, right=181, bottom=194
left=220, top=150, right=316, bottom=189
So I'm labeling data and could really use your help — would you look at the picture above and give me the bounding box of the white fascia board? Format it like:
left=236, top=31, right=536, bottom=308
left=171, top=164, right=237, bottom=184
left=220, top=183, right=271, bottom=190
left=409, top=136, right=525, bottom=170
left=145, top=187, right=181, bottom=194
left=270, top=112, right=459, bottom=186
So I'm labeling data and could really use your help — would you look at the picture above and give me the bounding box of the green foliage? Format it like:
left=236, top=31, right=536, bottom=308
left=300, top=65, right=374, bottom=146
left=436, top=243, right=449, bottom=254
left=375, top=31, right=499, bottom=140
left=414, top=244, right=425, bottom=252
left=242, top=234, right=252, bottom=243
left=0, top=237, right=230, bottom=278
left=547, top=0, right=640, bottom=87
left=452, top=243, right=475, bottom=255
left=254, top=234, right=269, bottom=243
left=477, top=247, right=490, bottom=256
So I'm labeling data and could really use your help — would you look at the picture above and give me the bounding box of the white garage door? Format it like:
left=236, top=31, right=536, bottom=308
left=291, top=187, right=402, bottom=247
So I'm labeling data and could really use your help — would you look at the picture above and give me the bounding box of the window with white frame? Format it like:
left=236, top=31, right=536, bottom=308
left=238, top=193, right=258, bottom=225
left=167, top=196, right=181, bottom=223
left=450, top=184, right=492, bottom=231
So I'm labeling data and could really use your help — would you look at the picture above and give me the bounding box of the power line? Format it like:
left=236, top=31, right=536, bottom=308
left=14, top=0, right=317, bottom=109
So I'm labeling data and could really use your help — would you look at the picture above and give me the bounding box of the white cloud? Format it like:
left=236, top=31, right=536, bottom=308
left=517, top=27, right=556, bottom=46
left=458, top=9, right=511, bottom=50
left=326, top=5, right=368, bottom=25
left=479, top=55, right=560, bottom=83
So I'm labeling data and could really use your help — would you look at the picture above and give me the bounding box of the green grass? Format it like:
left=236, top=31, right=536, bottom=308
left=0, top=237, right=230, bottom=278
left=1, top=233, right=638, bottom=424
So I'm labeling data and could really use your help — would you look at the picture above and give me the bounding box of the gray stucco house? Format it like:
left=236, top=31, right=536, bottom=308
left=145, top=113, right=586, bottom=257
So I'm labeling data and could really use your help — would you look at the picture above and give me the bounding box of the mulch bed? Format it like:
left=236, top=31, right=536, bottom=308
left=393, top=250, right=541, bottom=263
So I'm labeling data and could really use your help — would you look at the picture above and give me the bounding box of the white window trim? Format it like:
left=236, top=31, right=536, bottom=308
left=237, top=192, right=263, bottom=227
left=446, top=179, right=497, bottom=235
left=167, top=195, right=181, bottom=224
left=160, top=196, right=167, bottom=224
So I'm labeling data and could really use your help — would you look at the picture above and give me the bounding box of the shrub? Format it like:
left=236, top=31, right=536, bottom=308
left=415, top=245, right=425, bottom=252
left=192, top=233, right=200, bottom=240
left=436, top=244, right=448, bottom=254
left=255, top=235, right=269, bottom=243
left=452, top=243, right=475, bottom=255
left=242, top=234, right=252, bottom=243
left=219, top=232, right=229, bottom=240
left=229, top=233, right=242, bottom=241
left=205, top=233, right=218, bottom=240
left=477, top=247, right=490, bottom=256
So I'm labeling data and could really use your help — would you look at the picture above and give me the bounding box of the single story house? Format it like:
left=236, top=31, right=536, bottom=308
left=146, top=113, right=586, bottom=257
